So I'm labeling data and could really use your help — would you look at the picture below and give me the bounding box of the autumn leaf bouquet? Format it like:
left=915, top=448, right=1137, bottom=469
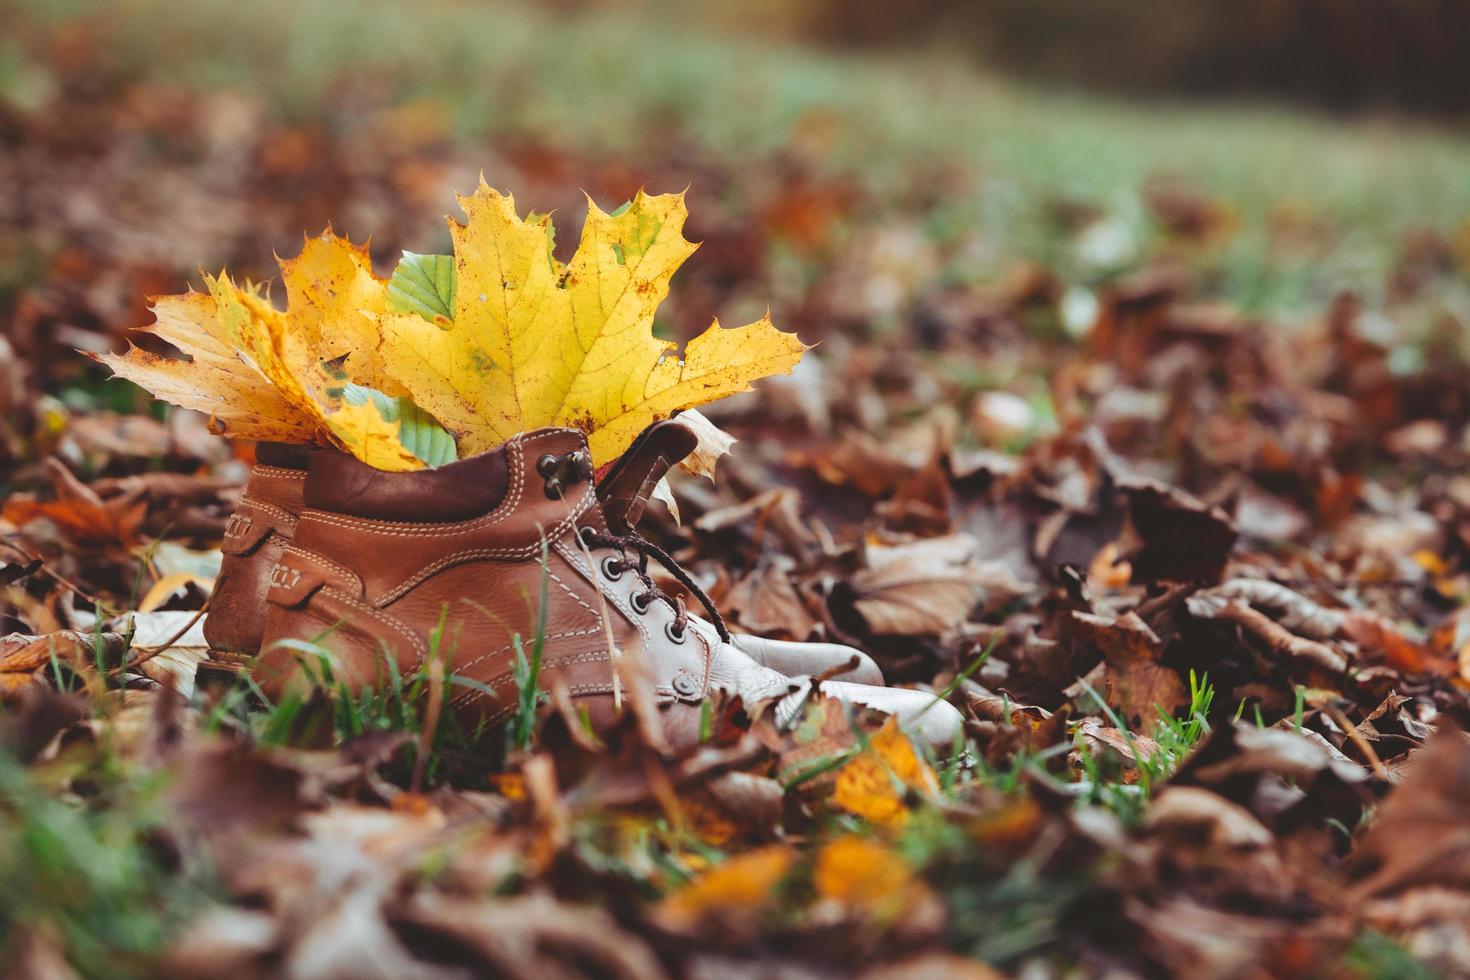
left=99, top=182, right=807, bottom=475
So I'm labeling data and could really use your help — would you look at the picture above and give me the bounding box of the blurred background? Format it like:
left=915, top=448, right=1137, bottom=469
left=680, top=0, right=1470, bottom=113
left=4, top=0, right=1470, bottom=435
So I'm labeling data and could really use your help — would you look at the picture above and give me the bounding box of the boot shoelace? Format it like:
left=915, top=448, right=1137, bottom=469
left=538, top=447, right=731, bottom=645
left=582, top=529, right=732, bottom=645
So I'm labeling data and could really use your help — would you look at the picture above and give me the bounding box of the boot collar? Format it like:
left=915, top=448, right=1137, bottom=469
left=255, top=441, right=311, bottom=470
left=303, top=427, right=593, bottom=522
left=301, top=419, right=693, bottom=527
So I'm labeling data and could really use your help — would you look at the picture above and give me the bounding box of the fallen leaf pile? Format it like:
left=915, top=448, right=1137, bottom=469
left=10, top=5, right=1470, bottom=979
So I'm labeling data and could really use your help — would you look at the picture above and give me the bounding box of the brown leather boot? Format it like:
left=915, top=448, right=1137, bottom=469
left=254, top=424, right=963, bottom=750
left=198, top=437, right=879, bottom=682
left=203, top=443, right=310, bottom=661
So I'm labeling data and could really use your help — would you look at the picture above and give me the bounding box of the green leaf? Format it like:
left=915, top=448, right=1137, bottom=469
left=340, top=383, right=458, bottom=468
left=387, top=251, right=456, bottom=324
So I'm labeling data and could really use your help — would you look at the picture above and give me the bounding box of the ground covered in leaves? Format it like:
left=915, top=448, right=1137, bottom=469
left=7, top=2, right=1470, bottom=977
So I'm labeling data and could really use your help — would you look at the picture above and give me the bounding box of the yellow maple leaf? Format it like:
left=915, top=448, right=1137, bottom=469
left=375, top=181, right=809, bottom=464
left=98, top=232, right=436, bottom=469
left=830, top=716, right=941, bottom=825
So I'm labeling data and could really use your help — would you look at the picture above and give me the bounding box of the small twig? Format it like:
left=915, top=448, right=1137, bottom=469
left=37, top=564, right=117, bottom=617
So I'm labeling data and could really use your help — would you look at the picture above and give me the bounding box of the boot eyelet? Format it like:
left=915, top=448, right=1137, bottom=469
left=601, top=556, right=624, bottom=580
left=538, top=453, right=566, bottom=499
left=631, top=591, right=652, bottom=614
left=577, top=526, right=598, bottom=548
left=664, top=621, right=687, bottom=644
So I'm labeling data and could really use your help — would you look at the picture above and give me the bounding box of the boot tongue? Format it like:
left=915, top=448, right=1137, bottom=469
left=597, top=419, right=698, bottom=533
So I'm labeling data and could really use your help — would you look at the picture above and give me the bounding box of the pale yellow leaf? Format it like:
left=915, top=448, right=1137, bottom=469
left=138, top=572, right=214, bottom=613
left=673, top=408, right=735, bottom=480
left=649, top=476, right=680, bottom=525
left=95, top=292, right=317, bottom=443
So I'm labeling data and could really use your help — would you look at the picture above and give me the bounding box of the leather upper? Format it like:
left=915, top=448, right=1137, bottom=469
left=203, top=447, right=307, bottom=656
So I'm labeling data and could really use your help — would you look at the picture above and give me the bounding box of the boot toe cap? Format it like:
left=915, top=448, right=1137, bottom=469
left=731, top=634, right=885, bottom=686
left=821, top=680, right=966, bottom=752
